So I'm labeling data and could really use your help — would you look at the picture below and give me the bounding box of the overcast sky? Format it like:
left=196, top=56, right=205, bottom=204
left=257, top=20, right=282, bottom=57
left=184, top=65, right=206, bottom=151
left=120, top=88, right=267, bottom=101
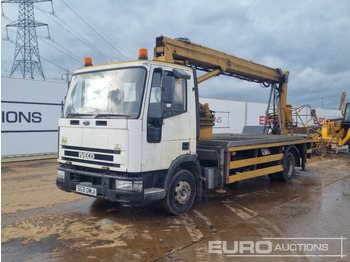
left=1, top=0, right=349, bottom=109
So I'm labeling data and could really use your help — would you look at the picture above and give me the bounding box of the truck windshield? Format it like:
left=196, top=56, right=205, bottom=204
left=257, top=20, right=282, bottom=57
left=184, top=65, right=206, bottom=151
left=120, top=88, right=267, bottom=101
left=64, top=67, right=147, bottom=119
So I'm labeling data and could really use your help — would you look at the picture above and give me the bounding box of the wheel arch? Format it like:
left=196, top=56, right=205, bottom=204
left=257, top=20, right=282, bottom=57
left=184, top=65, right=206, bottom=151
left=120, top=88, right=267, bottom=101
left=285, top=145, right=301, bottom=167
left=163, top=154, right=201, bottom=197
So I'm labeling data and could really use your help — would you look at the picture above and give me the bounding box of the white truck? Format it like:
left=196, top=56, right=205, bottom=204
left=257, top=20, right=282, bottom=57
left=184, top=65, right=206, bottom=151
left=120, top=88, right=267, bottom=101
left=57, top=36, right=313, bottom=214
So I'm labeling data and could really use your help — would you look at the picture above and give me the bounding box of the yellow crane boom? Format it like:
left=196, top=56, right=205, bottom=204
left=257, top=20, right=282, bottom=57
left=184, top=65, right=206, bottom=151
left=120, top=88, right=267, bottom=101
left=154, top=36, right=290, bottom=135
left=154, top=36, right=285, bottom=83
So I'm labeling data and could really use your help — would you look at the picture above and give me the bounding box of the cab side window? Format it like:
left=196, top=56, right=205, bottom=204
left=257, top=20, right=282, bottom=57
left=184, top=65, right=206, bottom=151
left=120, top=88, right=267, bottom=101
left=163, top=73, right=187, bottom=118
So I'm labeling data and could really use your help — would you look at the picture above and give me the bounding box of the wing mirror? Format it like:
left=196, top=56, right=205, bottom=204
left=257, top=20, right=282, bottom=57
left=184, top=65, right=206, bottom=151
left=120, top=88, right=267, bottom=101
left=162, top=68, right=191, bottom=104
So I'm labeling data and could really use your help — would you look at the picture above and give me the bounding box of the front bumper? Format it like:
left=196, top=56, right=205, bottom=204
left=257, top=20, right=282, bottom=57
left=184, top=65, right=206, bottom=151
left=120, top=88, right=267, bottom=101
left=56, top=165, right=165, bottom=203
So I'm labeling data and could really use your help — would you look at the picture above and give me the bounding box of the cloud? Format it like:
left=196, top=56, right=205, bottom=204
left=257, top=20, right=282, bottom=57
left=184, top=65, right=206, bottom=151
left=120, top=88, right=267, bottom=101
left=1, top=0, right=350, bottom=109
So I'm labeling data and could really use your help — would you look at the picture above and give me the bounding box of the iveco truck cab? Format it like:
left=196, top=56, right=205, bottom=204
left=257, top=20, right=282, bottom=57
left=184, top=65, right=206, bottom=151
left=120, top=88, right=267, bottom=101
left=57, top=50, right=200, bottom=214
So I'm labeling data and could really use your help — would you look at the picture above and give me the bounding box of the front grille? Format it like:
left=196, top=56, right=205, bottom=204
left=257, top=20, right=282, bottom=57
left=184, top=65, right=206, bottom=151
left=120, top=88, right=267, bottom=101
left=64, top=150, right=113, bottom=161
left=62, top=157, right=120, bottom=168
left=61, top=145, right=121, bottom=168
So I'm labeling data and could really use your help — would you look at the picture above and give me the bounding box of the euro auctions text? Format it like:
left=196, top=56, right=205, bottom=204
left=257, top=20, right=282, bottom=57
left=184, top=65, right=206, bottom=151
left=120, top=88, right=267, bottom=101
left=208, top=237, right=347, bottom=258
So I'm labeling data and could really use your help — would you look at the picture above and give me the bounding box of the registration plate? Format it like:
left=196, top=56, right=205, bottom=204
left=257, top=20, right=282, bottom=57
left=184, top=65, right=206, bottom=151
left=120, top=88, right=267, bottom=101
left=76, top=185, right=97, bottom=196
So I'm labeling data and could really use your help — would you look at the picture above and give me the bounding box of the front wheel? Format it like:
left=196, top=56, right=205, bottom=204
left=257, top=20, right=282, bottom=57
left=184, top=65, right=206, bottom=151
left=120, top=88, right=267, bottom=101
left=162, top=169, right=196, bottom=215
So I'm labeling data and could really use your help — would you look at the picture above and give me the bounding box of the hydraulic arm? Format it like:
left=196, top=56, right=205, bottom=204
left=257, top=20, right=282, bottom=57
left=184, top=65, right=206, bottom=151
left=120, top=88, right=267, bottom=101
left=154, top=36, right=290, bottom=136
left=339, top=92, right=346, bottom=114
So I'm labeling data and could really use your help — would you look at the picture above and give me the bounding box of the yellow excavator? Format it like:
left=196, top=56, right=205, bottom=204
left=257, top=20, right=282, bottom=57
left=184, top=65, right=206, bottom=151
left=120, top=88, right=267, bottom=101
left=315, top=92, right=350, bottom=153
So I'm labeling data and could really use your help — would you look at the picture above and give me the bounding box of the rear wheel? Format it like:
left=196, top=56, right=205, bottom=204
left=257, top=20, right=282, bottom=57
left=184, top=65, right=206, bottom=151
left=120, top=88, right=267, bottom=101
left=269, top=152, right=295, bottom=181
left=283, top=152, right=296, bottom=181
left=162, top=169, right=196, bottom=215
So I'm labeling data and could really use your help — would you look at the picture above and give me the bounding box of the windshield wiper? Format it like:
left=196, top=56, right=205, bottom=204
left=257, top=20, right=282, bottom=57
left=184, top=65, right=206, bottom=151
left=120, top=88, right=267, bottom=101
left=95, top=113, right=130, bottom=118
left=66, top=113, right=94, bottom=118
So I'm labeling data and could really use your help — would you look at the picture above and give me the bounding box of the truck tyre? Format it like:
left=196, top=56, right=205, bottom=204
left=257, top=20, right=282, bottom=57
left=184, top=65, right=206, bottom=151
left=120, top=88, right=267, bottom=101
left=269, top=152, right=295, bottom=181
left=162, top=169, right=196, bottom=215
left=281, top=152, right=295, bottom=181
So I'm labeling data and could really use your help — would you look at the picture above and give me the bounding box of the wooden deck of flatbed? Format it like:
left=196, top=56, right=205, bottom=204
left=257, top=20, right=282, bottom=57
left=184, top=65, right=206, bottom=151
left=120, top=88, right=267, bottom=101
left=198, top=133, right=312, bottom=149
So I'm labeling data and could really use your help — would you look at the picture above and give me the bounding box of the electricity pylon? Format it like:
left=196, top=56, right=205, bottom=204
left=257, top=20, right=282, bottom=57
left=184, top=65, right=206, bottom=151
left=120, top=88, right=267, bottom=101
left=2, top=0, right=53, bottom=80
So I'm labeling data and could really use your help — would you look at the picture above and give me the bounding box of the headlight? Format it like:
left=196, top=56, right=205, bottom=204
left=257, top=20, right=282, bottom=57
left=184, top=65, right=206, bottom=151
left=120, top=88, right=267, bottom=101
left=115, top=180, right=143, bottom=192
left=57, top=170, right=65, bottom=179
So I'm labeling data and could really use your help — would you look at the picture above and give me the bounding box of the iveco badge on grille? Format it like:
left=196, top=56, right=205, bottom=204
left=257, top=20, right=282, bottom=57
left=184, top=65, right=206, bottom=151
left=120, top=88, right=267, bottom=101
left=79, top=152, right=95, bottom=160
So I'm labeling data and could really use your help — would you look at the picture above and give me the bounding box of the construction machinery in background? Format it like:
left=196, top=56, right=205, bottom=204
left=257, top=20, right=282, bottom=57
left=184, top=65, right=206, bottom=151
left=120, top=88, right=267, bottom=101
left=314, top=92, right=350, bottom=153
left=56, top=36, right=317, bottom=215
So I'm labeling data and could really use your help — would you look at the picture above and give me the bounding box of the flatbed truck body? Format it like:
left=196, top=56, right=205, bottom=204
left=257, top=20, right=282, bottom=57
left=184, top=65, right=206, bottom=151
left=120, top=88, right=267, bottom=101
left=56, top=37, right=314, bottom=214
left=198, top=134, right=312, bottom=190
